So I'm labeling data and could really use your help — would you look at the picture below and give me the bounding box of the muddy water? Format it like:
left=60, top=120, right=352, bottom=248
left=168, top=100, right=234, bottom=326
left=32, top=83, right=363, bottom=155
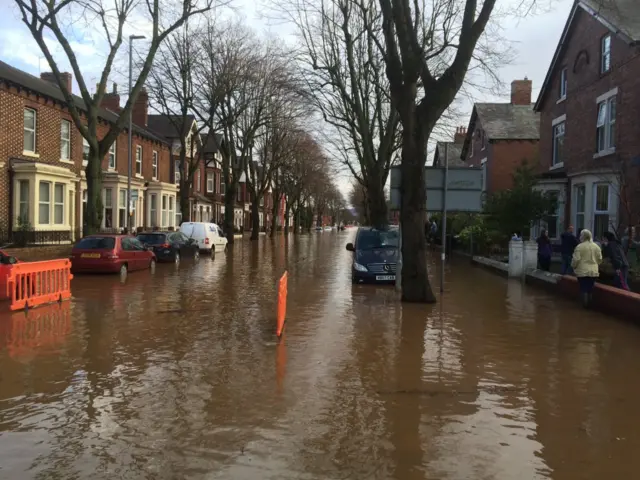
left=1, top=232, right=639, bottom=479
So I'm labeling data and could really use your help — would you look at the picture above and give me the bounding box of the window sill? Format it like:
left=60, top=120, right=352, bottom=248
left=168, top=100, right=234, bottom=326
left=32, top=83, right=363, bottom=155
left=549, top=162, right=564, bottom=170
left=593, top=148, right=615, bottom=159
left=135, top=174, right=144, bottom=179
left=22, top=151, right=40, bottom=158
left=556, top=96, right=566, bottom=104
left=60, top=159, right=74, bottom=165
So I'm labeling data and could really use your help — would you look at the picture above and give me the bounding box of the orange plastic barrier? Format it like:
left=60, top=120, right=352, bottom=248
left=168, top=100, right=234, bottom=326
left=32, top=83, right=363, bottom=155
left=5, top=259, right=73, bottom=311
left=276, top=271, right=288, bottom=337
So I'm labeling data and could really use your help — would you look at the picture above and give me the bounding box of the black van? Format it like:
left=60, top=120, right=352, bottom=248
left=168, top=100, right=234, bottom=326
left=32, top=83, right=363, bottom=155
left=346, top=227, right=398, bottom=284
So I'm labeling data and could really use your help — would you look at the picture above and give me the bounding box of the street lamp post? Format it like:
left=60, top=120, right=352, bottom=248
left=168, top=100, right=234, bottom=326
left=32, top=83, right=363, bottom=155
left=127, top=34, right=145, bottom=233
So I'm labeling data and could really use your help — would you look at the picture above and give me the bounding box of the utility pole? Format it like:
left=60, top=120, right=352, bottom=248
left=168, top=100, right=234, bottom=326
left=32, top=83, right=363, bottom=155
left=440, top=143, right=449, bottom=293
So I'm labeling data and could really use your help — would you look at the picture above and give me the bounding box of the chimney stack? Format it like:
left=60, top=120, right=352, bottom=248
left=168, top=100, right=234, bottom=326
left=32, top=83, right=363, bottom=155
left=132, top=87, right=148, bottom=127
left=511, top=77, right=532, bottom=105
left=454, top=126, right=467, bottom=145
left=101, top=82, right=121, bottom=112
left=40, top=71, right=73, bottom=93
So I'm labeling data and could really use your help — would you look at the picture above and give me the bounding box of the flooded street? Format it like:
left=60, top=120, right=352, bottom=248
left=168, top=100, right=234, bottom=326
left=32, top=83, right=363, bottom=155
left=1, top=231, right=640, bottom=479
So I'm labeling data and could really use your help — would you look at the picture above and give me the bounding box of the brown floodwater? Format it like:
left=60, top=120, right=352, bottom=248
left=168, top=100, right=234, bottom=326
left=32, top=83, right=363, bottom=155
left=0, top=231, right=639, bottom=479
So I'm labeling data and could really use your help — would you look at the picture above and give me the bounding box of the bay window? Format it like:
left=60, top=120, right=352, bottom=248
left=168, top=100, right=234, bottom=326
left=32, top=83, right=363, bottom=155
left=207, top=172, right=214, bottom=192
left=38, top=181, right=51, bottom=224
left=162, top=195, right=168, bottom=227
left=18, top=180, right=29, bottom=224
left=104, top=188, right=113, bottom=228
left=119, top=189, right=127, bottom=229
left=150, top=194, right=158, bottom=227
left=593, top=184, right=611, bottom=240
left=54, top=184, right=64, bottom=224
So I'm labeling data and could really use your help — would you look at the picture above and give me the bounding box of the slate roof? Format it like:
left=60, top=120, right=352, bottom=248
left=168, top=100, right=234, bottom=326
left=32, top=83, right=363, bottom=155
left=200, top=132, right=224, bottom=154
left=434, top=142, right=465, bottom=166
left=474, top=103, right=540, bottom=140
left=147, top=114, right=196, bottom=140
left=0, top=60, right=167, bottom=144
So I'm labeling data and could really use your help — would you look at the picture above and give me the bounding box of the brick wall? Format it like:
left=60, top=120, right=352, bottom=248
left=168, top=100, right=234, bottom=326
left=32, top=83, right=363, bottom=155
left=490, top=140, right=540, bottom=192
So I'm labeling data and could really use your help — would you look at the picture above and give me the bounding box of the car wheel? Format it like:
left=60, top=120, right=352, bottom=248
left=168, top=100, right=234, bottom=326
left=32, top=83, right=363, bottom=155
left=150, top=259, right=156, bottom=272
left=174, top=251, right=180, bottom=264
left=224, top=244, right=228, bottom=253
left=120, top=264, right=128, bottom=276
left=210, top=248, right=216, bottom=260
left=194, top=249, right=200, bottom=261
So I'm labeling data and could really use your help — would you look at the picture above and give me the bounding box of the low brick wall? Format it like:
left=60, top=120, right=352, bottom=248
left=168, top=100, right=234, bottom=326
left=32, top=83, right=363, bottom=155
left=471, top=255, right=640, bottom=321
left=3, top=246, right=72, bottom=262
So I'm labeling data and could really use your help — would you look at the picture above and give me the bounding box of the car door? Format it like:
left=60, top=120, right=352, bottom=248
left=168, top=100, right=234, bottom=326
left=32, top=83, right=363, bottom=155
left=170, top=232, right=185, bottom=257
left=131, top=238, right=149, bottom=269
left=207, top=224, right=218, bottom=251
left=120, top=237, right=137, bottom=270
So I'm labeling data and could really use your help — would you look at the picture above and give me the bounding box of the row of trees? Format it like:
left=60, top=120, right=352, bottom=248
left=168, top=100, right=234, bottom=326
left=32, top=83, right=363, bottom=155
left=14, top=0, right=346, bottom=244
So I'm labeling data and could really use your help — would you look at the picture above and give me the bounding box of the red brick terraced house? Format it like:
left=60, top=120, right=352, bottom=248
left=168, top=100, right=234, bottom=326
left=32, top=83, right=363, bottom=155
left=0, top=61, right=177, bottom=242
left=200, top=133, right=225, bottom=224
left=432, top=127, right=468, bottom=167
left=460, top=79, right=540, bottom=196
left=533, top=0, right=640, bottom=241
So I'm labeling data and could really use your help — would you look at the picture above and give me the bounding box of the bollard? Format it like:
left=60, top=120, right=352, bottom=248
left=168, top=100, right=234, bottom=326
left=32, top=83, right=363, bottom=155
left=276, top=271, right=288, bottom=338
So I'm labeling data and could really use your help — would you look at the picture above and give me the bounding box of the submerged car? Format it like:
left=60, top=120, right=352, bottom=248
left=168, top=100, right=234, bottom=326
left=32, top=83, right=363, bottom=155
left=137, top=231, right=200, bottom=263
left=70, top=235, right=156, bottom=275
left=346, top=227, right=398, bottom=284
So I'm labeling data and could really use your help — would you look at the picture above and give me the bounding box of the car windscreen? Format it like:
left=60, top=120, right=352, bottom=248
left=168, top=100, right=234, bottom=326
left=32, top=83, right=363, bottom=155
left=357, top=229, right=399, bottom=250
left=74, top=237, right=116, bottom=250
left=136, top=233, right=167, bottom=245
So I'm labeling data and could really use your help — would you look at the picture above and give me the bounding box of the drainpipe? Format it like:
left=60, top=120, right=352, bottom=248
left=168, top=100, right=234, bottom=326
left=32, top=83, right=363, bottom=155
left=8, top=161, right=14, bottom=240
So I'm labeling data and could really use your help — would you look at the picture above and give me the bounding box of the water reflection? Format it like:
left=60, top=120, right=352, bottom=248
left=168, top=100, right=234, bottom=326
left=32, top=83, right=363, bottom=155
left=1, top=236, right=640, bottom=478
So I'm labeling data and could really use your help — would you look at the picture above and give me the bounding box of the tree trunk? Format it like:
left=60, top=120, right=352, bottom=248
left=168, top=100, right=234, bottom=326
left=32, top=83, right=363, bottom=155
left=224, top=181, right=236, bottom=244
left=179, top=182, right=190, bottom=224
left=292, top=206, right=299, bottom=235
left=250, top=197, right=260, bottom=240
left=284, top=203, right=291, bottom=233
left=365, top=175, right=388, bottom=228
left=400, top=114, right=436, bottom=303
left=84, top=148, right=103, bottom=236
left=270, top=192, right=279, bottom=237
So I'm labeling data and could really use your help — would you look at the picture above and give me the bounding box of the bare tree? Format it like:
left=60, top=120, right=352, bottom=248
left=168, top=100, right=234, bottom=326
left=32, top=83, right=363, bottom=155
left=147, top=24, right=212, bottom=223
left=371, top=0, right=499, bottom=302
left=195, top=20, right=264, bottom=243
left=275, top=0, right=400, bottom=228
left=14, top=0, right=214, bottom=234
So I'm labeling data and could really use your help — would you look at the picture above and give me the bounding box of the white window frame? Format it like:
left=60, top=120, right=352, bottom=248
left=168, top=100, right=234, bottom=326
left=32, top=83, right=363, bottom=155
left=119, top=189, right=127, bottom=229
left=595, top=89, right=617, bottom=156
left=54, top=183, right=64, bottom=225
left=150, top=193, right=158, bottom=227
left=18, top=180, right=30, bottom=224
left=207, top=172, right=214, bottom=193
left=161, top=194, right=168, bottom=227
left=136, top=145, right=142, bottom=175
left=220, top=180, right=226, bottom=195
left=601, top=34, right=611, bottom=73
left=104, top=187, right=114, bottom=228
left=559, top=67, right=567, bottom=100
left=82, top=138, right=90, bottom=166
left=152, top=151, right=158, bottom=179
left=574, top=184, right=586, bottom=233
left=24, top=108, right=37, bottom=154
left=60, top=119, right=71, bottom=160
left=108, top=141, right=116, bottom=170
left=38, top=181, right=51, bottom=225
left=593, top=183, right=612, bottom=239
left=552, top=115, right=566, bottom=168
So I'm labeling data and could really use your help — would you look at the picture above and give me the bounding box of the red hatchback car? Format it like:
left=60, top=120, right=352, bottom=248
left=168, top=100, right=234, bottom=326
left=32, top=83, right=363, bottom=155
left=70, top=235, right=156, bottom=275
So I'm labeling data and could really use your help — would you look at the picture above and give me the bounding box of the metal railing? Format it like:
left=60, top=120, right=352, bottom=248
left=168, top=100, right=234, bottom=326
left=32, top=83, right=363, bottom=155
left=1, top=229, right=77, bottom=248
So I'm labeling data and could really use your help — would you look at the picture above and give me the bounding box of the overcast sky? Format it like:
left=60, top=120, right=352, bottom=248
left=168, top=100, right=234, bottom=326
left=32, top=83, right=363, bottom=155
left=0, top=0, right=574, bottom=198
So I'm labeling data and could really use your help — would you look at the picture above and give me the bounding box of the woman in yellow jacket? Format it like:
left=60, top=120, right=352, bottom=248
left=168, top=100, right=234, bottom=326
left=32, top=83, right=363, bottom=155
left=571, top=229, right=603, bottom=307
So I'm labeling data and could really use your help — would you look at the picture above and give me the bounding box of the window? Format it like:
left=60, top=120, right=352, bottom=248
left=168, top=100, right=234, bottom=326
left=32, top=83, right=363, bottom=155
left=196, top=170, right=201, bottom=192
left=543, top=191, right=560, bottom=239
left=207, top=172, right=214, bottom=192
left=104, top=188, right=113, bottom=228
left=136, top=146, right=142, bottom=175
left=152, top=151, right=158, bottom=179
left=169, top=196, right=175, bottom=227
left=220, top=180, right=226, bottom=195
left=131, top=191, right=137, bottom=229
left=601, top=34, right=611, bottom=73
left=162, top=195, right=168, bottom=227
left=38, top=181, right=51, bottom=225
left=174, top=160, right=181, bottom=184
left=593, top=184, right=610, bottom=239
left=559, top=67, right=567, bottom=99
left=54, top=183, right=64, bottom=224
left=150, top=194, right=158, bottom=227
left=18, top=180, right=29, bottom=223
left=119, top=189, right=127, bottom=229
left=61, top=120, right=71, bottom=160
left=596, top=96, right=616, bottom=152
left=82, top=138, right=90, bottom=165
left=552, top=122, right=565, bottom=166
left=237, top=187, right=242, bottom=202
left=82, top=189, right=87, bottom=227
left=109, top=141, right=116, bottom=169
left=575, top=185, right=585, bottom=232
left=24, top=108, right=36, bottom=153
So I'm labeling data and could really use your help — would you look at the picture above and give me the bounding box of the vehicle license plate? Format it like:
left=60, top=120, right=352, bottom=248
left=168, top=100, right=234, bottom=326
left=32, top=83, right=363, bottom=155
left=376, top=275, right=395, bottom=281
left=81, top=253, right=101, bottom=258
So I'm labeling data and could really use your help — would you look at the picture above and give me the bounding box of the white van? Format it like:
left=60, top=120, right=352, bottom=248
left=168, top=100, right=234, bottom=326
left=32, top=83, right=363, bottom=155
left=179, top=222, right=228, bottom=256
